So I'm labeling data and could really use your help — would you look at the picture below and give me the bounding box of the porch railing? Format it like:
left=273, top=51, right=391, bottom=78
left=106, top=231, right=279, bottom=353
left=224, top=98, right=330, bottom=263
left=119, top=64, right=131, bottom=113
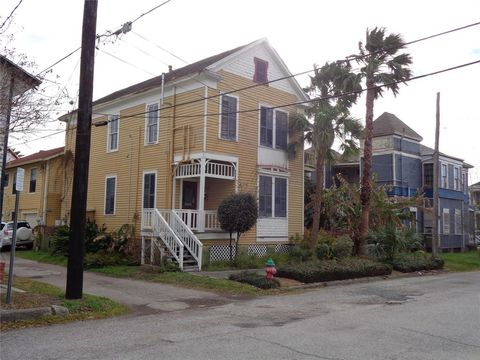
left=205, top=162, right=235, bottom=179
left=152, top=209, right=184, bottom=270
left=175, top=162, right=201, bottom=178
left=173, top=209, right=221, bottom=232
left=171, top=210, right=203, bottom=271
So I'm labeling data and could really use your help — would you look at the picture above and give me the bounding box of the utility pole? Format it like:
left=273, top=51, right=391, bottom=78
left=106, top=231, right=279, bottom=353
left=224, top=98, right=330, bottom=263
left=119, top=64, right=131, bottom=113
left=66, top=0, right=98, bottom=299
left=432, top=92, right=440, bottom=258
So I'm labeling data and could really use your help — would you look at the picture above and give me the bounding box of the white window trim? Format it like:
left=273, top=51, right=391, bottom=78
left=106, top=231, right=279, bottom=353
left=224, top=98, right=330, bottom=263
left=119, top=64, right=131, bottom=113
left=107, top=115, right=120, bottom=153
left=142, top=170, right=157, bottom=209
left=218, top=93, right=239, bottom=142
left=104, top=175, right=117, bottom=215
left=144, top=103, right=159, bottom=146
left=29, top=167, right=38, bottom=193
left=257, top=103, right=289, bottom=151
left=257, top=174, right=288, bottom=219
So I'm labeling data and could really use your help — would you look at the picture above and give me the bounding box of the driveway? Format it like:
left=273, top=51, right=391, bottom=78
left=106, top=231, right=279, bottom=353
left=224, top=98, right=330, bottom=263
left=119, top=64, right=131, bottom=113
left=0, top=252, right=236, bottom=313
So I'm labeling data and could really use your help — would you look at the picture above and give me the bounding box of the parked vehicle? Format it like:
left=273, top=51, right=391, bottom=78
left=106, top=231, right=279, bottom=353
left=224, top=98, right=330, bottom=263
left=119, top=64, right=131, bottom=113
left=0, top=221, right=33, bottom=250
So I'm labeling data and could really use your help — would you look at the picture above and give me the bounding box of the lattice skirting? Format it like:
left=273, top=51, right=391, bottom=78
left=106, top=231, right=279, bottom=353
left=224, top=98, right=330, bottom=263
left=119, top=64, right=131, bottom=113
left=208, top=243, right=293, bottom=262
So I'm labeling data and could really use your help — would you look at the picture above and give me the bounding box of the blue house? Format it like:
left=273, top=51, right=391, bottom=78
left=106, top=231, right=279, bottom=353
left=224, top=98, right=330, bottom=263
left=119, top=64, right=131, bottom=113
left=320, top=112, right=473, bottom=250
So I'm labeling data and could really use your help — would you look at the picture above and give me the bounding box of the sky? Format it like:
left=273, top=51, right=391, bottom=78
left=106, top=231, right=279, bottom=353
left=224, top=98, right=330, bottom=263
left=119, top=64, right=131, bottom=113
left=1, top=0, right=480, bottom=182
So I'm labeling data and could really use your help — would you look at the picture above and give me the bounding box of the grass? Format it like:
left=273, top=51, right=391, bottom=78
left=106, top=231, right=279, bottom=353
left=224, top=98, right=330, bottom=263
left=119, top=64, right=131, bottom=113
left=1, top=276, right=127, bottom=331
left=15, top=249, right=68, bottom=266
left=441, top=251, right=480, bottom=272
left=15, top=250, right=274, bottom=296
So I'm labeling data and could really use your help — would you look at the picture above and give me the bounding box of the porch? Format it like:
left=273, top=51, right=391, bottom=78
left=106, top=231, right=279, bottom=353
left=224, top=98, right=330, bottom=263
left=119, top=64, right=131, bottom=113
left=141, top=208, right=221, bottom=234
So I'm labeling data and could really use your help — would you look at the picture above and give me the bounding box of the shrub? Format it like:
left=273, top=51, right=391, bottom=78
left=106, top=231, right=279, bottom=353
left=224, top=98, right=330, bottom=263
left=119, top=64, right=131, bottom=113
left=51, top=225, right=70, bottom=256
left=390, top=253, right=444, bottom=273
left=277, top=258, right=392, bottom=283
left=229, top=271, right=280, bottom=289
left=289, top=246, right=314, bottom=262
left=84, top=251, right=134, bottom=269
left=316, top=243, right=331, bottom=260
left=85, top=219, right=107, bottom=253
left=332, top=235, right=353, bottom=259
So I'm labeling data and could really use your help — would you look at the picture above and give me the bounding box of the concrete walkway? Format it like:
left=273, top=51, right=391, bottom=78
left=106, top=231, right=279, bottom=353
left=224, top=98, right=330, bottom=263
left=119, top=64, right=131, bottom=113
left=0, top=252, right=239, bottom=314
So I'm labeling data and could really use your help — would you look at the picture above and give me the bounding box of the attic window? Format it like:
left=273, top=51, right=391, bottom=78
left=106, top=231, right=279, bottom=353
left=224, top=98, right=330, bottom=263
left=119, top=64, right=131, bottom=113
left=254, top=57, right=268, bottom=83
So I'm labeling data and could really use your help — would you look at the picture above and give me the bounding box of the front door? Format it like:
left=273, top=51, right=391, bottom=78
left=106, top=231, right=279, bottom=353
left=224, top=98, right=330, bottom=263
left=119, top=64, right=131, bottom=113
left=182, top=181, right=198, bottom=210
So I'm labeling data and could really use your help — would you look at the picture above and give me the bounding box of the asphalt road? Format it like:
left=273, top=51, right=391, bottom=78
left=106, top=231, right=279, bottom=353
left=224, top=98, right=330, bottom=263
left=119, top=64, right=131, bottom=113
left=1, top=269, right=479, bottom=360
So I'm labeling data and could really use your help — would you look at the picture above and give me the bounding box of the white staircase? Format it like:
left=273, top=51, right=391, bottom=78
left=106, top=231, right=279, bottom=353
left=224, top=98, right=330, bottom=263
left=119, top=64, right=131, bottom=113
left=142, top=209, right=203, bottom=271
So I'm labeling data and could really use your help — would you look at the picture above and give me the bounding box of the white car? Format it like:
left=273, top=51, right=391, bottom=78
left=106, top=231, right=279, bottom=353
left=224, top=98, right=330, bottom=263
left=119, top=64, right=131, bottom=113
left=0, top=221, right=34, bottom=250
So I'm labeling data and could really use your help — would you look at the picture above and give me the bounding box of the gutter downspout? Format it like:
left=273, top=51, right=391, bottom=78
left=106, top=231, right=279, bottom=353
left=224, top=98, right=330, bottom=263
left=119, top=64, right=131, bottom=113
left=42, top=160, right=50, bottom=225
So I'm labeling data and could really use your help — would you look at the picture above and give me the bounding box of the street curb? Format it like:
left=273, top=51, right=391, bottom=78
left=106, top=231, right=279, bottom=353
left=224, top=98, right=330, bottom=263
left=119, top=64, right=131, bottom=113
left=0, top=305, right=69, bottom=323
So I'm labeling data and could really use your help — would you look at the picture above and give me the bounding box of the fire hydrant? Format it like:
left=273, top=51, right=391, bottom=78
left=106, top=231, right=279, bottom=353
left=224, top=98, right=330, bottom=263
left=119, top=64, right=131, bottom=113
left=264, top=258, right=277, bottom=280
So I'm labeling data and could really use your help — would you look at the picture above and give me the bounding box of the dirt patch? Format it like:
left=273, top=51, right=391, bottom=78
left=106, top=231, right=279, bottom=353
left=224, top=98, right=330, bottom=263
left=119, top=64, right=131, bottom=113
left=1, top=292, right=59, bottom=310
left=275, top=277, right=303, bottom=287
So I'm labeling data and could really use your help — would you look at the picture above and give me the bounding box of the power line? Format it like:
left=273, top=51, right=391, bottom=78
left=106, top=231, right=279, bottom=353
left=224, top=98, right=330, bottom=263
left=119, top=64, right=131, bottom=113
left=97, top=48, right=157, bottom=76
left=95, top=58, right=480, bottom=121
left=131, top=0, right=173, bottom=24
left=0, top=0, right=23, bottom=31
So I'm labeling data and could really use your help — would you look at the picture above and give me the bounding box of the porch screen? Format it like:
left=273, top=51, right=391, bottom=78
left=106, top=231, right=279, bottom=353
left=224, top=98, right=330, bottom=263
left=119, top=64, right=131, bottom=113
left=143, top=173, right=156, bottom=209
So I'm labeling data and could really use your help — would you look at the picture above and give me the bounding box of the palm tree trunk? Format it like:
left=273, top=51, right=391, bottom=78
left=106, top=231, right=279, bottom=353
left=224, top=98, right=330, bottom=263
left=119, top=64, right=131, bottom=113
left=357, top=76, right=375, bottom=256
left=310, top=148, right=326, bottom=250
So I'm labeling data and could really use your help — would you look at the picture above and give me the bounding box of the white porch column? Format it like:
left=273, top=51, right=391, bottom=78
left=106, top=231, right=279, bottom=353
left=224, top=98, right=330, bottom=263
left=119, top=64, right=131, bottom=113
left=198, top=158, right=206, bottom=232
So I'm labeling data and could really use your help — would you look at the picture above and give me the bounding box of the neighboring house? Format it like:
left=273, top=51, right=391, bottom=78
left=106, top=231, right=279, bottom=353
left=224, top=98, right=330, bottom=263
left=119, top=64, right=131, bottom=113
left=469, top=181, right=480, bottom=244
left=304, top=147, right=316, bottom=182
left=2, top=147, right=64, bottom=227
left=60, top=38, right=308, bottom=270
left=0, top=55, right=41, bottom=188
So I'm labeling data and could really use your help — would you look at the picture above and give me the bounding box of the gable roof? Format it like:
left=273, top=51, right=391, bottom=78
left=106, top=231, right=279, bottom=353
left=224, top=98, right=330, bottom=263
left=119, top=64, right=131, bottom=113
left=371, top=112, right=423, bottom=142
left=7, top=146, right=64, bottom=168
left=0, top=55, right=41, bottom=95
left=93, top=42, right=252, bottom=107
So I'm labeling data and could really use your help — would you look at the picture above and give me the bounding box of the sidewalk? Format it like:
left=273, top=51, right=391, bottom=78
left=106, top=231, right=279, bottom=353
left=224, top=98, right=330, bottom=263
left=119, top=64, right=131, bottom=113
left=0, top=252, right=234, bottom=314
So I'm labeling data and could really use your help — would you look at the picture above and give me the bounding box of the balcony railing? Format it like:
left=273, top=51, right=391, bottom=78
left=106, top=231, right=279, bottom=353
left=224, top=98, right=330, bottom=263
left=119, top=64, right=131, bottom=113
left=173, top=209, right=221, bottom=232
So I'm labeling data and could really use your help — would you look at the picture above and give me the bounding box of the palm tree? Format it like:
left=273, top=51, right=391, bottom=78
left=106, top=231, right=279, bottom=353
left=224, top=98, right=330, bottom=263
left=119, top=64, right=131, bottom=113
left=355, top=27, right=412, bottom=256
left=291, top=62, right=362, bottom=250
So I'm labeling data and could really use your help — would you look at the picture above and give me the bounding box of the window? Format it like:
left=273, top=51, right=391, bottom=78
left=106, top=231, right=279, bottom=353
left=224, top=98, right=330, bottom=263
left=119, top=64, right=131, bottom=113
left=253, top=57, right=268, bottom=83
left=275, top=177, right=287, bottom=217
left=259, top=175, right=287, bottom=218
left=454, top=209, right=462, bottom=235
left=3, top=173, right=8, bottom=188
left=104, top=176, right=116, bottom=215
left=423, top=163, right=433, bottom=187
left=454, top=167, right=459, bottom=190
left=260, top=107, right=288, bottom=150
left=145, top=104, right=159, bottom=144
left=143, top=172, right=156, bottom=209
left=442, top=208, right=450, bottom=234
left=107, top=115, right=119, bottom=152
left=259, top=176, right=272, bottom=217
left=275, top=111, right=288, bottom=150
left=441, top=163, right=447, bottom=188
left=462, top=172, right=468, bottom=192
left=12, top=170, right=16, bottom=194
left=220, top=95, right=237, bottom=141
left=29, top=168, right=37, bottom=193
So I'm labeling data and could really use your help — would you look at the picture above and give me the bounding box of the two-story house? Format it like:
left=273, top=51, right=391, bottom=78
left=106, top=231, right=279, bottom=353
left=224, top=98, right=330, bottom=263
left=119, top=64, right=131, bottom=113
left=61, top=38, right=308, bottom=270
left=2, top=146, right=65, bottom=227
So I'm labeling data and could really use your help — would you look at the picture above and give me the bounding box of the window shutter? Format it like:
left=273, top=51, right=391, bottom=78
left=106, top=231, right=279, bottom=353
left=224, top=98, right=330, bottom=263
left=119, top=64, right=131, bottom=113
left=275, top=111, right=287, bottom=150
left=254, top=57, right=268, bottom=83
left=221, top=95, right=237, bottom=140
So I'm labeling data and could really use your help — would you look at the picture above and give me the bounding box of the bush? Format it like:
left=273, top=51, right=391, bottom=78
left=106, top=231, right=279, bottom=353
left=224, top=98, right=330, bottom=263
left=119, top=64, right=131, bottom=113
left=51, top=225, right=70, bottom=256
left=229, top=271, right=280, bottom=289
left=277, top=258, right=392, bottom=283
left=390, top=253, right=444, bottom=273
left=316, top=243, right=331, bottom=260
left=332, top=235, right=353, bottom=259
left=289, top=246, right=314, bottom=262
left=84, top=251, right=135, bottom=269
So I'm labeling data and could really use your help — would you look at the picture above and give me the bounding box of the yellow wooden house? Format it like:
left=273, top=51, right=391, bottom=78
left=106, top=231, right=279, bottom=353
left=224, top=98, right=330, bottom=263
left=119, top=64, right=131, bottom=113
left=2, top=146, right=64, bottom=227
left=61, top=38, right=307, bottom=270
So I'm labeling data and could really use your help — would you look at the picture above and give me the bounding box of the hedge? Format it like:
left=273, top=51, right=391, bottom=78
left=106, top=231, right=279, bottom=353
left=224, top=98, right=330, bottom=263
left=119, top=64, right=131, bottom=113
left=277, top=258, right=392, bottom=283
left=390, top=253, right=444, bottom=273
left=229, top=271, right=280, bottom=289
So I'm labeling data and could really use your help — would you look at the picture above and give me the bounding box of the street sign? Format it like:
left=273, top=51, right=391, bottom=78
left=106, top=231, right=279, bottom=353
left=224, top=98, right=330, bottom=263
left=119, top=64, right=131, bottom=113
left=16, top=167, right=24, bottom=192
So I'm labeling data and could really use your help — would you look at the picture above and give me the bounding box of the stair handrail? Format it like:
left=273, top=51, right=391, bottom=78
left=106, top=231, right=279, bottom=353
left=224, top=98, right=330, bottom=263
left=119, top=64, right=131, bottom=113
left=171, top=210, right=203, bottom=271
left=153, top=209, right=184, bottom=270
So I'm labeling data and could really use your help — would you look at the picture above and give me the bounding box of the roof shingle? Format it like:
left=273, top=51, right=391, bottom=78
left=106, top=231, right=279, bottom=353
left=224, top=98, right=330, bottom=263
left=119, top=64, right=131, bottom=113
left=7, top=146, right=64, bottom=168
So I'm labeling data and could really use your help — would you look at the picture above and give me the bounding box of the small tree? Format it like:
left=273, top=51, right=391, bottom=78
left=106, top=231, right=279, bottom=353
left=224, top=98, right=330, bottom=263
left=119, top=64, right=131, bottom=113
left=217, top=193, right=258, bottom=261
